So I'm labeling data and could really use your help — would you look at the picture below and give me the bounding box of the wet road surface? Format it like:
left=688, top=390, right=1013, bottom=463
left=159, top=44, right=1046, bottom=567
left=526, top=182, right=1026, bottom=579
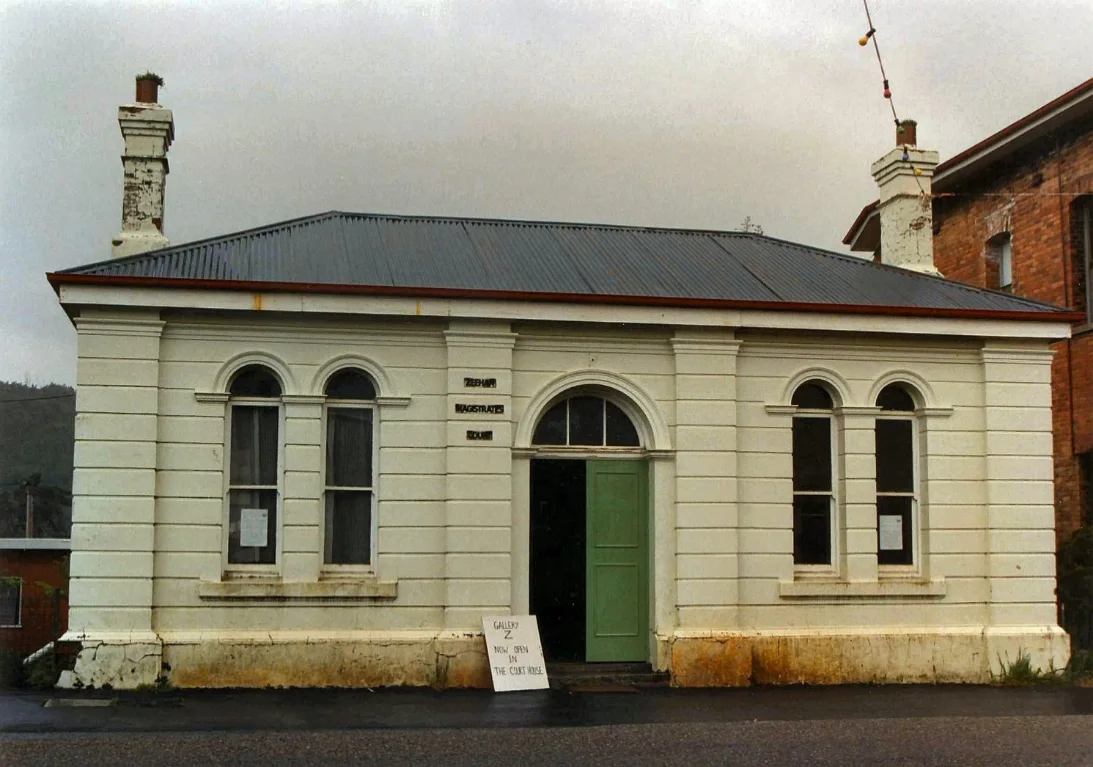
left=3, top=686, right=1093, bottom=765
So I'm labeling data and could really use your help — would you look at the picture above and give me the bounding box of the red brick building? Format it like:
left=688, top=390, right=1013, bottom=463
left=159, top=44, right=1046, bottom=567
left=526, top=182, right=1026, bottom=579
left=844, top=77, right=1093, bottom=541
left=0, top=540, right=69, bottom=657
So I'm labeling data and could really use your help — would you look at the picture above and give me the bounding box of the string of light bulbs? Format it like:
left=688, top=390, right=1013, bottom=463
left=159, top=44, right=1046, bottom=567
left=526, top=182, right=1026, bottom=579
left=859, top=0, right=928, bottom=196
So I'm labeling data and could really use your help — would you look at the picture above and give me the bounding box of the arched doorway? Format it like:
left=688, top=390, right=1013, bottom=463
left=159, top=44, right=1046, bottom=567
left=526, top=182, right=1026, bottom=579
left=529, top=393, right=649, bottom=662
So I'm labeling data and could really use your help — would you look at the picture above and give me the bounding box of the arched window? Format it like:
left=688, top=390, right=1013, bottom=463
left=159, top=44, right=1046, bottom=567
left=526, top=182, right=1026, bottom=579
left=324, top=368, right=378, bottom=566
left=791, top=380, right=835, bottom=566
left=227, top=365, right=282, bottom=566
left=875, top=383, right=917, bottom=566
left=532, top=395, right=640, bottom=448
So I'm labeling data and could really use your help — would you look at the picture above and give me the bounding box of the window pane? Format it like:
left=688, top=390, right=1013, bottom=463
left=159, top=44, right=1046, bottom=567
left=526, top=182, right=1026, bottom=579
left=605, top=401, right=640, bottom=447
left=229, top=365, right=282, bottom=397
left=877, top=384, right=915, bottom=412
left=326, top=369, right=376, bottom=400
left=876, top=419, right=914, bottom=492
left=794, top=495, right=831, bottom=565
left=228, top=489, right=278, bottom=564
left=793, top=417, right=832, bottom=492
left=532, top=401, right=567, bottom=445
left=791, top=382, right=833, bottom=410
left=230, top=406, right=279, bottom=485
left=327, top=408, right=373, bottom=487
left=0, top=580, right=21, bottom=626
left=877, top=495, right=913, bottom=565
left=568, top=396, right=604, bottom=446
left=325, top=490, right=372, bottom=565
left=999, top=237, right=1013, bottom=288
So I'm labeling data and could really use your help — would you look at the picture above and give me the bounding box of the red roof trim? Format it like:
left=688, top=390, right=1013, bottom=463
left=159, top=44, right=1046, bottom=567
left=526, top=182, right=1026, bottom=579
left=46, top=272, right=1083, bottom=324
left=843, top=76, right=1093, bottom=247
left=934, top=75, right=1093, bottom=177
left=842, top=201, right=878, bottom=245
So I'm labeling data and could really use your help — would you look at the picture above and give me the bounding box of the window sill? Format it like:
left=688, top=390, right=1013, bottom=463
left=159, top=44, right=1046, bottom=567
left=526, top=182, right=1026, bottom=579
left=198, top=577, right=398, bottom=602
left=779, top=577, right=946, bottom=599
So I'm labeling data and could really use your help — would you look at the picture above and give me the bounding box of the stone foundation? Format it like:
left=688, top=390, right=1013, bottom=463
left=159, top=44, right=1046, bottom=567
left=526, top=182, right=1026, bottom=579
left=663, top=626, right=1071, bottom=686
left=59, top=630, right=491, bottom=690
left=57, top=626, right=1069, bottom=690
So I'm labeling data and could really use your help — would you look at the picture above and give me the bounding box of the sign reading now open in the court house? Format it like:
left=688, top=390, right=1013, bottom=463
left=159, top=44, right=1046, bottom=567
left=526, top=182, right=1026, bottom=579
left=482, top=615, right=550, bottom=691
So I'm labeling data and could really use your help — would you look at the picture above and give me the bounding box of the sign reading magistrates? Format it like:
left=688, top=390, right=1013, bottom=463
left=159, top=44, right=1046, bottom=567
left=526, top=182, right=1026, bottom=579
left=481, top=615, right=550, bottom=692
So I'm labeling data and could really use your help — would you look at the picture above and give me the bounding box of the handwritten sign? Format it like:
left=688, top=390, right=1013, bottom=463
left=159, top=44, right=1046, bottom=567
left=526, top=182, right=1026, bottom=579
left=879, top=514, right=904, bottom=551
left=482, top=615, right=549, bottom=692
left=240, top=508, right=268, bottom=548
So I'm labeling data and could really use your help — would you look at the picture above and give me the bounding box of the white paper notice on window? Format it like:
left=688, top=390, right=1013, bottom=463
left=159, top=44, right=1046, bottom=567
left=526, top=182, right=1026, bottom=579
left=240, top=508, right=269, bottom=548
left=879, top=514, right=904, bottom=551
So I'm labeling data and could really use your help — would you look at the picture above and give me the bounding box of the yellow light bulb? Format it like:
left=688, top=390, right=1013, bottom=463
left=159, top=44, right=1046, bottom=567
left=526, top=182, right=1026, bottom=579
left=859, top=35, right=870, bottom=46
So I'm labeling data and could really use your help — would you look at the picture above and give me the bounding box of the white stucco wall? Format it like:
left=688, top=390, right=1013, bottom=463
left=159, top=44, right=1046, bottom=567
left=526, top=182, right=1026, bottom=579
left=59, top=302, right=1069, bottom=688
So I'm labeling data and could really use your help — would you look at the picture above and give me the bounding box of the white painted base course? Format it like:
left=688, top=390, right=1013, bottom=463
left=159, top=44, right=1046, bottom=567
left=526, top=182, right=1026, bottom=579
left=57, top=627, right=1069, bottom=689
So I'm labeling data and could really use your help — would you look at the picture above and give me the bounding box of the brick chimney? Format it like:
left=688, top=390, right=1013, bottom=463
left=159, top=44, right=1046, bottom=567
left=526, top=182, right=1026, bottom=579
left=111, top=74, right=174, bottom=259
left=870, top=119, right=941, bottom=275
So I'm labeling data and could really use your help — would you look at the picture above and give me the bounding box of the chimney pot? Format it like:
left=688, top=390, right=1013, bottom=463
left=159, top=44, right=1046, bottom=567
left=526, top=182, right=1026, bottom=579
left=896, top=119, right=917, bottom=147
left=135, top=73, right=163, bottom=104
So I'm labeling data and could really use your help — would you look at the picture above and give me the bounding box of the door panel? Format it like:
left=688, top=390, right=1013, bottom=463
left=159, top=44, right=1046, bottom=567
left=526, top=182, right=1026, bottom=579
left=586, top=460, right=648, bottom=662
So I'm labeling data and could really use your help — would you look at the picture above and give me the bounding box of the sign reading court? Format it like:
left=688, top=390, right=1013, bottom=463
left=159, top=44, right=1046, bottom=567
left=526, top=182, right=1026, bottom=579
left=481, top=615, right=550, bottom=691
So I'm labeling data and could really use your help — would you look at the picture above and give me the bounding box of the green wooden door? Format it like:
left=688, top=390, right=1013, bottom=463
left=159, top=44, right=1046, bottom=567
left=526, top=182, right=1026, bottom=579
left=585, top=460, right=649, bottom=662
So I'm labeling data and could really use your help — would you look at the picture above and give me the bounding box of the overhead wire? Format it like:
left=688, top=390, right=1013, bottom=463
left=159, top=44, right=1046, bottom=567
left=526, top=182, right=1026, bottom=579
left=860, top=0, right=928, bottom=196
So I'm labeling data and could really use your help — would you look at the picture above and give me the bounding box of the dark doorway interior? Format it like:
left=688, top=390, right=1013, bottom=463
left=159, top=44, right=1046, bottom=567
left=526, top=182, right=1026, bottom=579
left=530, top=458, right=586, bottom=661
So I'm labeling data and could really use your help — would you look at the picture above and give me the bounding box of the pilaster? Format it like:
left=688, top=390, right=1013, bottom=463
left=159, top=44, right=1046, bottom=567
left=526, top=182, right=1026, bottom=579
left=443, top=321, right=516, bottom=628
left=980, top=344, right=1059, bottom=629
left=671, top=330, right=741, bottom=628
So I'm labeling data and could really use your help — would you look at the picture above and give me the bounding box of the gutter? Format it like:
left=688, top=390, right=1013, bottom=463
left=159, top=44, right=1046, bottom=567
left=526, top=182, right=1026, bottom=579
left=46, top=272, right=1086, bottom=325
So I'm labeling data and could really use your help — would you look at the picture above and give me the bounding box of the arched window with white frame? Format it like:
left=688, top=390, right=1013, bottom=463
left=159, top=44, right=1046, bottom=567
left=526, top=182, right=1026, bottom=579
left=875, top=383, right=918, bottom=567
left=791, top=380, right=836, bottom=567
left=323, top=368, right=378, bottom=566
left=226, top=364, right=283, bottom=566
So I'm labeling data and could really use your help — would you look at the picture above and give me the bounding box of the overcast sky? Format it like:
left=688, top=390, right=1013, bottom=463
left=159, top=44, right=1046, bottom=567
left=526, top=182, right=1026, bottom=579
left=1, top=0, right=1091, bottom=385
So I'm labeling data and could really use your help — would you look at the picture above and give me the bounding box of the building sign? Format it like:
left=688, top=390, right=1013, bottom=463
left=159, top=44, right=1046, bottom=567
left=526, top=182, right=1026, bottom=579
left=481, top=615, right=550, bottom=692
left=466, top=430, right=494, bottom=441
left=464, top=377, right=497, bottom=388
left=455, top=403, right=505, bottom=414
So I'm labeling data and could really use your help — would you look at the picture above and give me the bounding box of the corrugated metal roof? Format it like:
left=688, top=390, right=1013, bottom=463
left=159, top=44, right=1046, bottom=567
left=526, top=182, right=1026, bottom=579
left=57, top=211, right=1069, bottom=315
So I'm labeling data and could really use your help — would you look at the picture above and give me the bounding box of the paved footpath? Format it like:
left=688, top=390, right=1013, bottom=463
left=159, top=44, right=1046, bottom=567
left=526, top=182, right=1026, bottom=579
left=4, top=686, right=1093, bottom=766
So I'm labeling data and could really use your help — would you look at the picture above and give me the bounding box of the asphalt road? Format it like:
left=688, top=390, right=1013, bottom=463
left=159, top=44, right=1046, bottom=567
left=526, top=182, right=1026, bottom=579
left=3, top=686, right=1093, bottom=766
left=4, top=716, right=1093, bottom=766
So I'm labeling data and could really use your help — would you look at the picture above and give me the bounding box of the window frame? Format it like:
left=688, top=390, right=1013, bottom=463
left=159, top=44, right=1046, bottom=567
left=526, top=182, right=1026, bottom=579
left=321, top=394, right=379, bottom=573
left=222, top=389, right=285, bottom=575
left=0, top=577, right=23, bottom=628
left=875, top=406, right=921, bottom=572
left=792, top=406, right=839, bottom=573
left=1080, top=198, right=1092, bottom=324
left=998, top=235, right=1013, bottom=291
left=531, top=394, right=643, bottom=452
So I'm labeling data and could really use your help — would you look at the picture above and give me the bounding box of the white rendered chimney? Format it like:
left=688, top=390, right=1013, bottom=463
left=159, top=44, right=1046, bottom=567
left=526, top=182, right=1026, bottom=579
left=871, top=120, right=940, bottom=276
left=111, top=74, right=173, bottom=259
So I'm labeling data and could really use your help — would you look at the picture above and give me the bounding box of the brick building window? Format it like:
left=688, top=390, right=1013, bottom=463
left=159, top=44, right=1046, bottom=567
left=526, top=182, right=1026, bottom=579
left=0, top=578, right=22, bottom=627
left=987, top=233, right=1013, bottom=292
left=1074, top=196, right=1092, bottom=322
left=1081, top=452, right=1093, bottom=527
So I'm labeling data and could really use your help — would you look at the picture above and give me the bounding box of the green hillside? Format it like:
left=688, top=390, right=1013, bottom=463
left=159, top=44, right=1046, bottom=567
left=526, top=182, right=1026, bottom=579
left=0, top=382, right=75, bottom=537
